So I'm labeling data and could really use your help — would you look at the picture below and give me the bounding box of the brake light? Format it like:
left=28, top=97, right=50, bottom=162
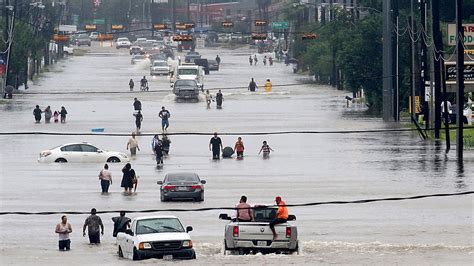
left=233, top=226, right=239, bottom=237
left=163, top=185, right=175, bottom=190
left=190, top=185, right=202, bottom=190
left=286, top=227, right=292, bottom=238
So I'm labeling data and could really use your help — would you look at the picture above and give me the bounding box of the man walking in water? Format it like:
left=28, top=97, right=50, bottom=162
left=140, top=76, right=148, bottom=91
left=83, top=208, right=104, bottom=245
left=112, top=211, right=131, bottom=237
left=133, top=98, right=142, bottom=112
left=209, top=132, right=223, bottom=160
left=216, top=90, right=223, bottom=108
left=248, top=78, right=257, bottom=92
left=55, top=215, right=72, bottom=251
left=159, top=106, right=171, bottom=132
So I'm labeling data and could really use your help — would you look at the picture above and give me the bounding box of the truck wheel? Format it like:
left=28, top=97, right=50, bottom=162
left=118, top=246, right=123, bottom=258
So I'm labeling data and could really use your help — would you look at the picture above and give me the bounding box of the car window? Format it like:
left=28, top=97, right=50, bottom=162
left=80, top=144, right=98, bottom=153
left=166, top=174, right=198, bottom=182
left=253, top=207, right=277, bottom=222
left=175, top=80, right=197, bottom=87
left=60, top=144, right=82, bottom=152
left=136, top=218, right=185, bottom=235
left=178, top=69, right=198, bottom=75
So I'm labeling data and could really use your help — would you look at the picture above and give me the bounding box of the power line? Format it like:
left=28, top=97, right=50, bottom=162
left=1, top=191, right=471, bottom=216
left=0, top=127, right=472, bottom=136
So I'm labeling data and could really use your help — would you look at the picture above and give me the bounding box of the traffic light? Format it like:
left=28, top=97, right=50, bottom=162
left=302, top=33, right=318, bottom=40
left=153, top=23, right=168, bottom=30
left=251, top=33, right=267, bottom=40
left=111, top=24, right=124, bottom=31
left=173, top=35, right=193, bottom=42
left=85, top=24, right=97, bottom=31
left=255, top=20, right=267, bottom=26
left=184, top=23, right=195, bottom=29
left=221, top=21, right=234, bottom=28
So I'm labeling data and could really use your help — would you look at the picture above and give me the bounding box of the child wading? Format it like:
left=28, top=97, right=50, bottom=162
left=259, top=141, right=274, bottom=158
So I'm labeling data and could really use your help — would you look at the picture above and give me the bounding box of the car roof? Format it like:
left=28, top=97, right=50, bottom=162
left=134, top=215, right=179, bottom=221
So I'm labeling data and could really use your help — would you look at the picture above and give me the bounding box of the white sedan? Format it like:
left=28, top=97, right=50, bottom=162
left=38, top=142, right=129, bottom=163
left=117, top=215, right=196, bottom=260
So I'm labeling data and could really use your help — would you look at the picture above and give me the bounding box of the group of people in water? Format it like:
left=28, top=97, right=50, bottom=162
left=55, top=209, right=131, bottom=251
left=33, top=105, right=68, bottom=124
left=249, top=54, right=274, bottom=66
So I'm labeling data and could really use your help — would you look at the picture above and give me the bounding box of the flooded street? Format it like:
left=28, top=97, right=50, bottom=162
left=0, top=43, right=472, bottom=265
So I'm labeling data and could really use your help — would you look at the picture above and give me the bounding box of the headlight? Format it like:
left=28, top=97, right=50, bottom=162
left=182, top=240, right=193, bottom=248
left=139, top=242, right=152, bottom=250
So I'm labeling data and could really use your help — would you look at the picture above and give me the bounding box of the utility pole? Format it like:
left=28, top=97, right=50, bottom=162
left=432, top=0, right=442, bottom=138
left=382, top=0, right=394, bottom=121
left=420, top=0, right=428, bottom=128
left=455, top=0, right=464, bottom=158
left=410, top=0, right=416, bottom=123
left=171, top=0, right=175, bottom=32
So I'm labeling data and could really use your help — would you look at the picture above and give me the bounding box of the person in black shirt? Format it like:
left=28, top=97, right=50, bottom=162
left=216, top=90, right=223, bottom=108
left=216, top=55, right=221, bottom=66
left=112, top=211, right=131, bottom=237
left=248, top=78, right=257, bottom=92
left=129, top=79, right=134, bottom=91
left=209, top=132, right=223, bottom=160
left=33, top=105, right=42, bottom=123
left=133, top=98, right=142, bottom=111
left=154, top=141, right=164, bottom=165
left=140, top=76, right=148, bottom=91
left=133, top=111, right=143, bottom=132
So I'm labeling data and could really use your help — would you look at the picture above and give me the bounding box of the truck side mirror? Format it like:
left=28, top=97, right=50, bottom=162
left=186, top=226, right=193, bottom=232
left=125, top=229, right=134, bottom=236
left=287, top=215, right=296, bottom=221
left=219, top=213, right=231, bottom=220
left=200, top=180, right=206, bottom=184
left=157, top=180, right=163, bottom=185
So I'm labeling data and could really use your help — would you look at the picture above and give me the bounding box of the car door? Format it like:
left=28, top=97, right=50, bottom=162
left=124, top=221, right=137, bottom=259
left=61, top=144, right=83, bottom=162
left=80, top=144, right=101, bottom=162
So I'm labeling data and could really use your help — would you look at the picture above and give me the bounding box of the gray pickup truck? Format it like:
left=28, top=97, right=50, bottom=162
left=219, top=206, right=299, bottom=255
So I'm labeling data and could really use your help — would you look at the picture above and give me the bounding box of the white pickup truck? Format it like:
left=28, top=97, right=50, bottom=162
left=116, top=215, right=196, bottom=260
left=219, top=206, right=299, bottom=255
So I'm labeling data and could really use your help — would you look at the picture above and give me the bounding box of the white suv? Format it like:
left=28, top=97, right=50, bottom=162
left=116, top=37, right=131, bottom=49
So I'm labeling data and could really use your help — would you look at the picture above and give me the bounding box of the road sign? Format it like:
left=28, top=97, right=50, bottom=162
left=93, top=18, right=105, bottom=25
left=272, top=22, right=289, bottom=30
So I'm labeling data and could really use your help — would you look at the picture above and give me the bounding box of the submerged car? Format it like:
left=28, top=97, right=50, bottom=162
left=38, top=142, right=129, bottom=163
left=170, top=79, right=201, bottom=100
left=131, top=54, right=146, bottom=64
left=150, top=60, right=170, bottom=76
left=117, top=215, right=196, bottom=260
left=157, top=172, right=206, bottom=201
left=208, top=59, right=219, bottom=71
left=116, top=37, right=131, bottom=49
left=76, top=34, right=91, bottom=46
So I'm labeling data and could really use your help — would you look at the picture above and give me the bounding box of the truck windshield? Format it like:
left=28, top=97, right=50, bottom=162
left=253, top=207, right=277, bottom=222
left=178, top=69, right=198, bottom=75
left=136, top=218, right=185, bottom=235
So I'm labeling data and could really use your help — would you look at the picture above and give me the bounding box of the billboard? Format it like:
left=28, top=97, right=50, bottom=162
left=447, top=24, right=474, bottom=46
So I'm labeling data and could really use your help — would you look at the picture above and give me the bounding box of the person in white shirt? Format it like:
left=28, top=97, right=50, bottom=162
left=126, top=132, right=140, bottom=156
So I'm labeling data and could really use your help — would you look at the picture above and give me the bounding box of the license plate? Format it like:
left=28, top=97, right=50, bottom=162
left=177, top=186, right=188, bottom=191
left=163, top=254, right=173, bottom=260
left=257, top=241, right=267, bottom=246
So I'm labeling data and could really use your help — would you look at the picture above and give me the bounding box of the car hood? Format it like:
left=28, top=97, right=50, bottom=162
left=179, top=75, right=198, bottom=80
left=136, top=232, right=191, bottom=242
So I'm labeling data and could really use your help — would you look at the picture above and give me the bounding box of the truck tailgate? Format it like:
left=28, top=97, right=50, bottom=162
left=237, top=222, right=288, bottom=240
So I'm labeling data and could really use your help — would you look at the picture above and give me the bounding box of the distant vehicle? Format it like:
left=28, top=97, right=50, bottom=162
left=157, top=172, right=206, bottom=201
left=172, top=64, right=204, bottom=88
left=149, top=53, right=167, bottom=63
left=150, top=60, right=170, bottom=76
left=116, top=37, right=131, bottom=49
left=129, top=45, right=143, bottom=55
left=193, top=59, right=210, bottom=74
left=63, top=46, right=74, bottom=56
left=220, top=206, right=299, bottom=255
left=140, top=41, right=155, bottom=53
left=184, top=51, right=201, bottom=63
left=161, top=47, right=175, bottom=60
left=76, top=34, right=91, bottom=46
left=136, top=37, right=147, bottom=42
left=208, top=59, right=219, bottom=71
left=38, top=143, right=129, bottom=163
left=89, top=32, right=99, bottom=41
left=171, top=79, right=200, bottom=100
left=131, top=54, right=146, bottom=65
left=177, top=37, right=195, bottom=52
left=117, top=215, right=196, bottom=260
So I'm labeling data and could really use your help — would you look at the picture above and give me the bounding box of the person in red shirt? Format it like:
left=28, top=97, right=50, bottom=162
left=269, top=196, right=288, bottom=240
left=234, top=137, right=245, bottom=158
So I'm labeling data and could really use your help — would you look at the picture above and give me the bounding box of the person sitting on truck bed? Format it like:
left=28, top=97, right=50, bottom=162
left=269, top=196, right=288, bottom=240
left=236, top=196, right=253, bottom=222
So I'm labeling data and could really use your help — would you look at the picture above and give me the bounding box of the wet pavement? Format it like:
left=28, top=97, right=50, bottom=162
left=0, top=42, right=472, bottom=265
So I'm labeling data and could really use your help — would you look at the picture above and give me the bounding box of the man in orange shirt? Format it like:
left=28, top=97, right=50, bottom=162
left=269, top=196, right=288, bottom=240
